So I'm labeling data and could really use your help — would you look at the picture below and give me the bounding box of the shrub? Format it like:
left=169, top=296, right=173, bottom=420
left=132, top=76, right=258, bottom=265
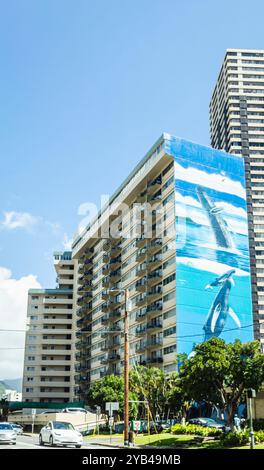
left=220, top=431, right=249, bottom=447
left=255, top=430, right=264, bottom=443
left=250, top=419, right=264, bottom=431
left=170, top=423, right=222, bottom=437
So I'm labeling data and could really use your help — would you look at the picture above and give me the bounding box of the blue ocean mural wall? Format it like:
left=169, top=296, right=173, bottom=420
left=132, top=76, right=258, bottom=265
left=164, top=135, right=254, bottom=356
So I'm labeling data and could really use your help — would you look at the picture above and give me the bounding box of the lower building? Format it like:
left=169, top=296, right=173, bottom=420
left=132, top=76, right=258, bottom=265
left=22, top=252, right=77, bottom=403
left=72, top=134, right=255, bottom=400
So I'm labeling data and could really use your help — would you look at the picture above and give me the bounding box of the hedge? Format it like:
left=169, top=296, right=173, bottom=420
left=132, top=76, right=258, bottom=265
left=170, top=423, right=222, bottom=437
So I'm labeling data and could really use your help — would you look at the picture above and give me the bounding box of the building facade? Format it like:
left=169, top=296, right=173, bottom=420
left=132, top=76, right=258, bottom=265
left=22, top=252, right=77, bottom=403
left=210, top=48, right=264, bottom=346
left=72, top=134, right=254, bottom=400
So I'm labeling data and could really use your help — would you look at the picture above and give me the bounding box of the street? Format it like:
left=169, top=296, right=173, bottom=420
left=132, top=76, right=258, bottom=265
left=0, top=434, right=119, bottom=449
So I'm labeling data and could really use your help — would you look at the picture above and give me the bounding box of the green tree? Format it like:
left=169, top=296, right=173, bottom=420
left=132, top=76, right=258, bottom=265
left=0, top=399, right=9, bottom=422
left=130, top=366, right=177, bottom=419
left=179, top=338, right=264, bottom=424
left=86, top=374, right=138, bottom=420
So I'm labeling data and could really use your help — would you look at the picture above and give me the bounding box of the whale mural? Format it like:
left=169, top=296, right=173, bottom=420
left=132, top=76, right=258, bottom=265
left=164, top=135, right=254, bottom=357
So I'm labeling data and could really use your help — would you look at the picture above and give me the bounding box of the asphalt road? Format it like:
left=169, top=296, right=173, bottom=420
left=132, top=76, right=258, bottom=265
left=0, top=434, right=119, bottom=449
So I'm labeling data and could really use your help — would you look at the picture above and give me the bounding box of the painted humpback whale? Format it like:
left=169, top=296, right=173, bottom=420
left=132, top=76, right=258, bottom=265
left=203, top=269, right=241, bottom=340
left=196, top=186, right=234, bottom=249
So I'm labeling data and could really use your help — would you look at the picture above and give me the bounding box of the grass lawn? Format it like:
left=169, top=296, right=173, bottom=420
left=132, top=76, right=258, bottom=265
left=134, top=433, right=264, bottom=450
left=84, top=432, right=264, bottom=449
left=135, top=433, right=200, bottom=448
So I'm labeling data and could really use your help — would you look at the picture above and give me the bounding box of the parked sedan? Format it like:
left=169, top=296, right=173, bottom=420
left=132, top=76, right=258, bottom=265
left=39, top=421, right=83, bottom=448
left=9, top=423, right=23, bottom=435
left=0, top=423, right=17, bottom=445
left=188, top=417, right=230, bottom=432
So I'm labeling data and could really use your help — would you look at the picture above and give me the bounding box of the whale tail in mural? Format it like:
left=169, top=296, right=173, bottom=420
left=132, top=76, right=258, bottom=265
left=203, top=269, right=241, bottom=341
left=196, top=185, right=234, bottom=249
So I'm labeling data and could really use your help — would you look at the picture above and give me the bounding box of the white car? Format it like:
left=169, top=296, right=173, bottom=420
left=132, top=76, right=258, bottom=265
left=0, top=423, right=17, bottom=445
left=10, top=423, right=23, bottom=435
left=39, top=421, right=83, bottom=448
left=62, top=407, right=87, bottom=414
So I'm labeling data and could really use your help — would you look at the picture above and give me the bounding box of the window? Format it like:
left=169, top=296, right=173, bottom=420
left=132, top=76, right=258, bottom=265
left=27, top=356, right=35, bottom=361
left=25, top=388, right=34, bottom=393
left=163, top=308, right=176, bottom=320
left=164, top=326, right=176, bottom=337
left=163, top=291, right=175, bottom=303
left=26, top=367, right=35, bottom=371
left=163, top=273, right=176, bottom=286
left=164, top=344, right=176, bottom=354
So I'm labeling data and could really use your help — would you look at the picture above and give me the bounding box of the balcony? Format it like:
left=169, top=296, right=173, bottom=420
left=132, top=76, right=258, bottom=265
left=135, top=342, right=147, bottom=353
left=136, top=248, right=147, bottom=263
left=103, top=264, right=110, bottom=275
left=102, top=290, right=109, bottom=300
left=109, top=257, right=121, bottom=270
left=103, top=253, right=110, bottom=263
left=148, top=238, right=162, bottom=254
left=135, top=278, right=147, bottom=293
left=100, top=357, right=108, bottom=365
left=81, top=270, right=93, bottom=281
left=101, top=326, right=121, bottom=338
left=102, top=302, right=110, bottom=313
left=147, top=285, right=162, bottom=300
left=146, top=321, right=163, bottom=331
left=135, top=293, right=147, bottom=307
left=102, top=240, right=110, bottom=253
left=77, top=292, right=92, bottom=306
left=147, top=302, right=163, bottom=315
left=149, top=192, right=162, bottom=203
left=148, top=270, right=162, bottom=286
left=109, top=270, right=121, bottom=282
left=108, top=353, right=120, bottom=362
left=147, top=356, right=163, bottom=364
left=136, top=264, right=147, bottom=277
left=147, top=176, right=162, bottom=195
left=110, top=244, right=122, bottom=257
left=135, top=325, right=147, bottom=336
left=101, top=314, right=109, bottom=324
left=109, top=310, right=122, bottom=320
left=76, top=326, right=92, bottom=337
left=146, top=338, right=163, bottom=348
left=137, top=190, right=147, bottom=203
left=148, top=255, right=162, bottom=270
left=136, top=307, right=147, bottom=321
left=102, top=277, right=110, bottom=288
left=136, top=237, right=147, bottom=248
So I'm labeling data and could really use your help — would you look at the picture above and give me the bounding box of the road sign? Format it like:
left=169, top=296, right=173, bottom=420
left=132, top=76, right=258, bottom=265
left=105, top=402, right=119, bottom=416
left=31, top=409, right=36, bottom=415
left=132, top=420, right=141, bottom=432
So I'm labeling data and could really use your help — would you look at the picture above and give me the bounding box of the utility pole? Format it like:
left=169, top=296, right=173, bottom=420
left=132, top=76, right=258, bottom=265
left=108, top=287, right=130, bottom=447
left=124, top=288, right=129, bottom=447
left=247, top=388, right=256, bottom=449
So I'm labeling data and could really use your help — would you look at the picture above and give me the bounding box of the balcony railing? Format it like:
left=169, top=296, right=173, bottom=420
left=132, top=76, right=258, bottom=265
left=147, top=356, right=163, bottom=364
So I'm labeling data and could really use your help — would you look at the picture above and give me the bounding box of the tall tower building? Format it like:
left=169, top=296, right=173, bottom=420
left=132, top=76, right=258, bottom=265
left=22, top=251, right=77, bottom=403
left=210, top=48, right=264, bottom=346
left=72, top=134, right=254, bottom=400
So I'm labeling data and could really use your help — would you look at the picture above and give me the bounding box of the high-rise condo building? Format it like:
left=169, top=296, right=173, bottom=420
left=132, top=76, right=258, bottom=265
left=72, top=134, right=254, bottom=401
left=22, top=252, right=77, bottom=403
left=210, top=48, right=264, bottom=346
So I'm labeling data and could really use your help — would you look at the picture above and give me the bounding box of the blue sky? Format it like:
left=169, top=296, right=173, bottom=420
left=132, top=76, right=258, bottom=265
left=1, top=0, right=264, bottom=287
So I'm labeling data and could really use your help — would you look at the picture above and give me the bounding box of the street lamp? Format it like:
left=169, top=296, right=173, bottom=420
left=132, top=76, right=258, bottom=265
left=108, top=287, right=130, bottom=447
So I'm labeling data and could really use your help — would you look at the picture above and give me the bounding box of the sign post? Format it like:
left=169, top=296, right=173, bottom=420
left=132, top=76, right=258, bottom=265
left=106, top=402, right=119, bottom=444
left=31, top=408, right=36, bottom=434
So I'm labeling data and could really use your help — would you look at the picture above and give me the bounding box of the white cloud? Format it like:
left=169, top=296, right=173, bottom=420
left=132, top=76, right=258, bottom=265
left=174, top=161, right=246, bottom=199
left=1, top=211, right=39, bottom=231
left=62, top=233, right=73, bottom=250
left=0, top=267, right=41, bottom=380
